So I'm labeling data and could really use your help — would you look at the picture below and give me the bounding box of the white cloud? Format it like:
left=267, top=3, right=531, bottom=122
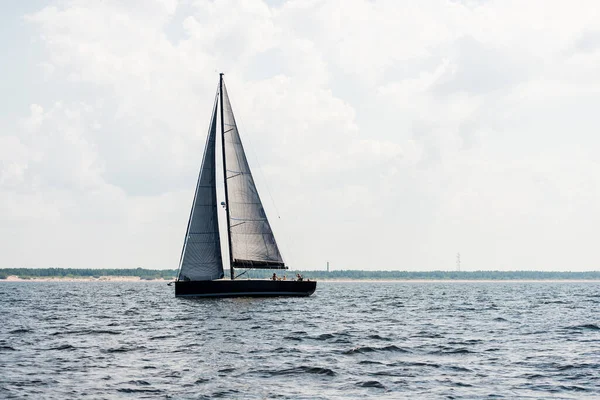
left=1, top=0, right=600, bottom=270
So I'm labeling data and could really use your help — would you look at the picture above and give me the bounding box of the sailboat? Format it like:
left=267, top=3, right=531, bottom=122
left=174, top=74, right=317, bottom=297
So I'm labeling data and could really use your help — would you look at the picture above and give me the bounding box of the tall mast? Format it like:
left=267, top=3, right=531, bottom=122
left=220, top=73, right=235, bottom=280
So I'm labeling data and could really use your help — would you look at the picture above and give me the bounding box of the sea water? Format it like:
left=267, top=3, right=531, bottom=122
left=1, top=281, right=599, bottom=399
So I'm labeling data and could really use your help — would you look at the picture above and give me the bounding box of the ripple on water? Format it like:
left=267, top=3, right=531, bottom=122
left=343, top=345, right=411, bottom=355
left=8, top=328, right=32, bottom=334
left=564, top=324, right=600, bottom=331
left=1, top=281, right=600, bottom=398
left=257, top=366, right=337, bottom=377
left=116, top=388, right=163, bottom=394
left=101, top=345, right=146, bottom=353
left=356, top=380, right=386, bottom=389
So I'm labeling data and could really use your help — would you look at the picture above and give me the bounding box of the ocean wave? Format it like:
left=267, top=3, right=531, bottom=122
left=3, top=280, right=600, bottom=398
left=101, top=345, right=146, bottom=353
left=356, top=380, right=386, bottom=389
left=8, top=328, right=32, bottom=334
left=343, top=345, right=411, bottom=355
left=565, top=324, right=600, bottom=331
left=256, top=366, right=336, bottom=377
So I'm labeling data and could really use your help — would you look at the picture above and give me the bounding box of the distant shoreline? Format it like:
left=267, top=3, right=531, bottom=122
left=1, top=275, right=171, bottom=282
left=320, top=279, right=600, bottom=283
left=4, top=268, right=600, bottom=282
left=2, top=276, right=600, bottom=283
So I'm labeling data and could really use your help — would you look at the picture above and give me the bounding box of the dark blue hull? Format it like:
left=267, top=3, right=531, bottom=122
left=175, top=279, right=317, bottom=298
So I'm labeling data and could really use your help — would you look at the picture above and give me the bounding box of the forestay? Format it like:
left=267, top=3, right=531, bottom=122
left=177, top=94, right=224, bottom=281
left=221, top=81, right=285, bottom=269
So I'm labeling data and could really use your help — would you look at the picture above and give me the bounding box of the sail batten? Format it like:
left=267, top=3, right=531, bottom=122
left=177, top=92, right=224, bottom=281
left=221, top=81, right=285, bottom=268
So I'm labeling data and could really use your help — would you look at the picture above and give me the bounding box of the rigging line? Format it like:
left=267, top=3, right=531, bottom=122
left=234, top=270, right=248, bottom=279
left=226, top=172, right=242, bottom=179
left=239, top=121, right=281, bottom=219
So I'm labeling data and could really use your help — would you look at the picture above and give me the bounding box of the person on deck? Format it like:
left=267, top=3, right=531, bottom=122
left=296, top=273, right=303, bottom=282
left=272, top=273, right=277, bottom=281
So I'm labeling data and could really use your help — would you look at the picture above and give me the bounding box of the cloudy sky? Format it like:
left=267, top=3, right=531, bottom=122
left=1, top=0, right=600, bottom=271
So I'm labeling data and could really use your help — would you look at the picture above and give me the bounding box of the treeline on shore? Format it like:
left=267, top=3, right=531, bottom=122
left=0, top=268, right=175, bottom=280
left=288, top=270, right=600, bottom=280
left=1, top=268, right=600, bottom=280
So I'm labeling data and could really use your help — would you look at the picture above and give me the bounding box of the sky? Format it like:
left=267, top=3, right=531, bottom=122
left=1, top=0, right=600, bottom=271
